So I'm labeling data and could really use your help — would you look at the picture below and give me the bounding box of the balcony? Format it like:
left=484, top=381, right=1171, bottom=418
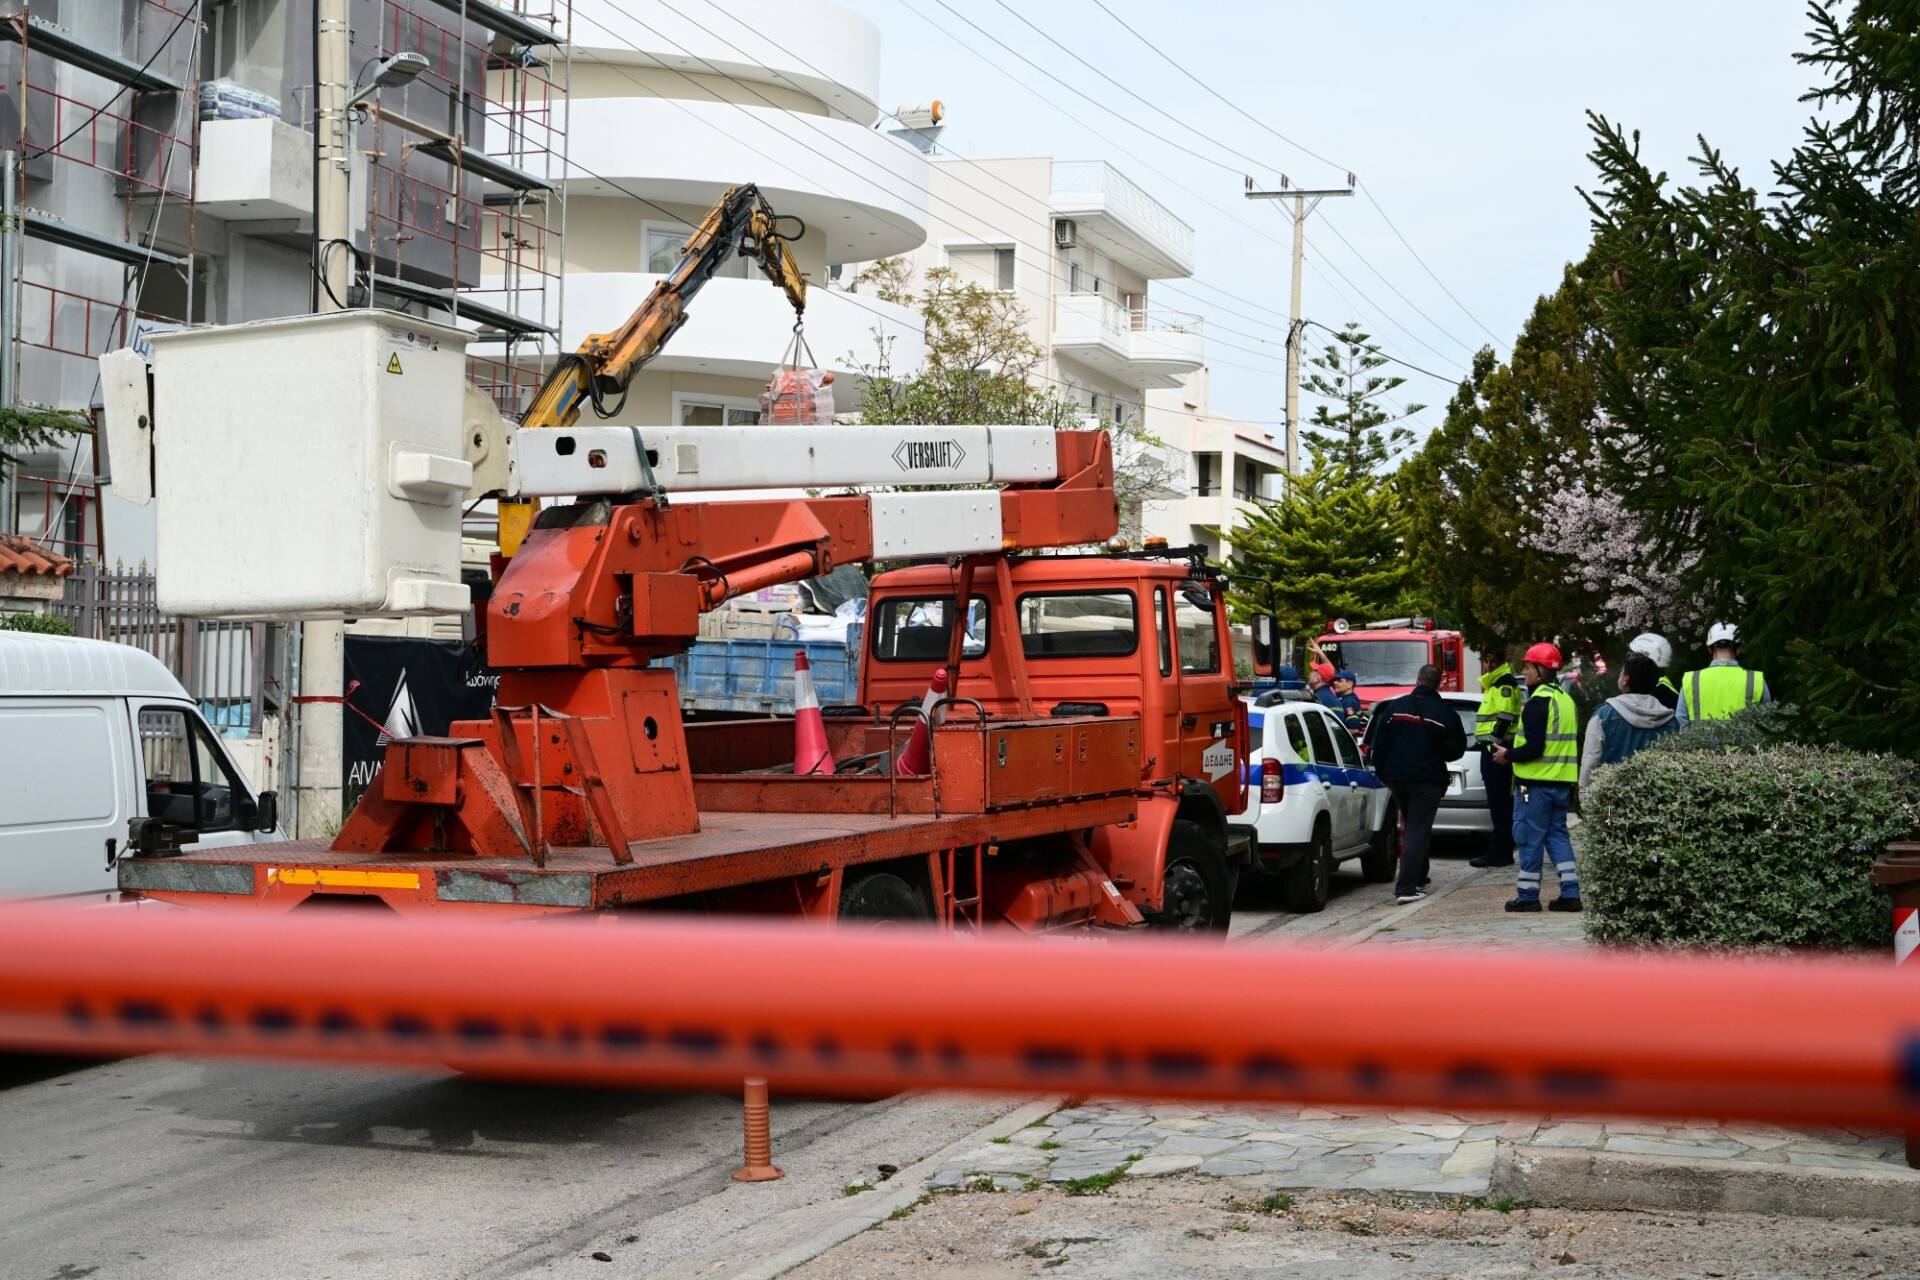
left=195, top=118, right=314, bottom=221
left=1051, top=160, right=1195, bottom=278
left=572, top=0, right=882, bottom=124
left=556, top=273, right=924, bottom=408
left=563, top=98, right=928, bottom=260
left=1052, top=293, right=1205, bottom=389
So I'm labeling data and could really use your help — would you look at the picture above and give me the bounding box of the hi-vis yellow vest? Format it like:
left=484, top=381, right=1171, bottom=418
left=1684, top=665, right=1768, bottom=721
left=1512, top=684, right=1579, bottom=784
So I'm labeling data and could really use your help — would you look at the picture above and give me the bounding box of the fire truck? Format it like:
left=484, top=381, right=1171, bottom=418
left=1314, top=617, right=1478, bottom=705
left=98, top=186, right=1253, bottom=935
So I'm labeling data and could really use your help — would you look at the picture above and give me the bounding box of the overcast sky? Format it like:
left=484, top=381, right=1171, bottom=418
left=845, top=0, right=1824, bottom=437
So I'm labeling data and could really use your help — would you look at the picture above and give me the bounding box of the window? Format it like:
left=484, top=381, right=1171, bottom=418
left=139, top=707, right=244, bottom=832
left=1173, top=584, right=1220, bottom=674
left=1319, top=639, right=1430, bottom=686
left=870, top=596, right=990, bottom=662
left=676, top=395, right=760, bottom=427
left=1153, top=586, right=1171, bottom=677
left=1301, top=710, right=1337, bottom=767
left=1194, top=452, right=1219, bottom=497
left=1018, top=591, right=1137, bottom=659
left=1283, top=713, right=1311, bottom=760
left=946, top=244, right=1015, bottom=292
left=1330, top=722, right=1364, bottom=768
left=1068, top=262, right=1083, bottom=293
left=646, top=222, right=750, bottom=278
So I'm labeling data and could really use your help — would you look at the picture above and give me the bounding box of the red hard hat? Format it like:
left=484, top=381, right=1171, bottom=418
left=1524, top=642, right=1563, bottom=668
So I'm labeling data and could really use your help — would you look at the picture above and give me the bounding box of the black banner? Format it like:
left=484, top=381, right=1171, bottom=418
left=342, top=636, right=498, bottom=812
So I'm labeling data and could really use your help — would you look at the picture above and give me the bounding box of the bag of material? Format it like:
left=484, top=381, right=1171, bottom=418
left=759, top=328, right=836, bottom=425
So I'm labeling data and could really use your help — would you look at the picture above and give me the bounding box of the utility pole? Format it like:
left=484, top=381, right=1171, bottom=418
left=1245, top=179, right=1352, bottom=478
left=294, top=0, right=353, bottom=837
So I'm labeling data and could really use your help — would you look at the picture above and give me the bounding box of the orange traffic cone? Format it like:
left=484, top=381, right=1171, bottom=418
left=793, top=652, right=835, bottom=776
left=894, top=667, right=950, bottom=776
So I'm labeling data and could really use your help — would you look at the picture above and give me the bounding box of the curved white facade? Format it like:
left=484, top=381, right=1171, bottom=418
left=569, top=0, right=883, bottom=124
left=562, top=274, right=923, bottom=408
left=567, top=97, right=928, bottom=260
left=542, top=0, right=929, bottom=422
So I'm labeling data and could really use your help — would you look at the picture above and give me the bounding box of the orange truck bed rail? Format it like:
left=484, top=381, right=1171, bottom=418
left=1, top=903, right=1915, bottom=1131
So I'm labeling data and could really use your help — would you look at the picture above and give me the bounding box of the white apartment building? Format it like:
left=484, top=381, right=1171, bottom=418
left=1142, top=366, right=1287, bottom=562
left=556, top=0, right=926, bottom=426
left=863, top=153, right=1203, bottom=530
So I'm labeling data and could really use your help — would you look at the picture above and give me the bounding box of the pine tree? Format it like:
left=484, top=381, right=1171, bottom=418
left=1300, top=323, right=1424, bottom=473
left=1581, top=0, right=1920, bottom=751
left=1397, top=266, right=1612, bottom=656
left=1227, top=447, right=1409, bottom=641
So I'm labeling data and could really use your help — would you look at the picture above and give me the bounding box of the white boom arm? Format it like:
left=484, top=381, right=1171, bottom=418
left=509, top=425, right=1064, bottom=496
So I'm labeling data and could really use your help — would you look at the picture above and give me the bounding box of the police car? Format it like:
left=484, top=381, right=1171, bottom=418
left=1240, top=689, right=1401, bottom=912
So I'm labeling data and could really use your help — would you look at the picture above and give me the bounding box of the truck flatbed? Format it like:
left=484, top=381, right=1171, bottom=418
left=120, top=761, right=1138, bottom=917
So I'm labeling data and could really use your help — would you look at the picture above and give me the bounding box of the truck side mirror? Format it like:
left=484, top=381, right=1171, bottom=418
left=1251, top=614, right=1277, bottom=677
left=253, top=790, right=280, bottom=833
left=1443, top=647, right=1458, bottom=672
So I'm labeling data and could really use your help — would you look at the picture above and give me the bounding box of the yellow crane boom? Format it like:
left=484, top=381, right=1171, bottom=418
left=497, top=183, right=808, bottom=554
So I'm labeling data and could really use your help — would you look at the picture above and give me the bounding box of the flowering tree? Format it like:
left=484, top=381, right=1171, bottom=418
left=1522, top=442, right=1705, bottom=639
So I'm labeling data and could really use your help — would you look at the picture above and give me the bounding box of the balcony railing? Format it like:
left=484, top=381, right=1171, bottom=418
left=1052, top=160, right=1195, bottom=263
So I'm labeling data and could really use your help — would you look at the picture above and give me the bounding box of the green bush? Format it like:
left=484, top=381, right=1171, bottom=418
left=1646, top=701, right=1808, bottom=755
left=0, top=610, right=73, bottom=635
left=1581, top=736, right=1920, bottom=951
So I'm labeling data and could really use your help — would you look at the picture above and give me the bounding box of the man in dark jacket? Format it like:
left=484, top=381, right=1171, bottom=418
left=1362, top=664, right=1468, bottom=904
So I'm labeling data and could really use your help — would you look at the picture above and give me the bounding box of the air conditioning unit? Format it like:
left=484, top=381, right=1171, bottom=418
left=1054, top=219, right=1077, bottom=250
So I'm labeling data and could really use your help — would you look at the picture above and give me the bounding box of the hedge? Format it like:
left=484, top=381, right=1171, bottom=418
left=1580, top=722, right=1920, bottom=950
left=0, top=610, right=72, bottom=635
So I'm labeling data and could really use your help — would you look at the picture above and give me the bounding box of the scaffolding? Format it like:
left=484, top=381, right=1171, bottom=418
left=362, top=0, right=568, bottom=420
left=0, top=0, right=203, bottom=557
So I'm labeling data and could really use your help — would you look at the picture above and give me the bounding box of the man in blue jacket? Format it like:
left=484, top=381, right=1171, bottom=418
left=1363, top=664, right=1468, bottom=904
left=1317, top=669, right=1364, bottom=717
left=1579, top=653, right=1679, bottom=790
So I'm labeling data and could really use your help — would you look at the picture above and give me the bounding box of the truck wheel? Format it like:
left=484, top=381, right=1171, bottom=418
left=1361, top=805, right=1401, bottom=884
left=838, top=870, right=932, bottom=924
left=1278, top=825, right=1332, bottom=913
left=1144, top=819, right=1231, bottom=934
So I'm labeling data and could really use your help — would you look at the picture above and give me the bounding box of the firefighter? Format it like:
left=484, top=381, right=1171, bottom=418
left=1676, top=622, right=1771, bottom=725
left=1468, top=651, right=1525, bottom=869
left=1492, top=642, right=1581, bottom=913
left=1629, top=632, right=1682, bottom=712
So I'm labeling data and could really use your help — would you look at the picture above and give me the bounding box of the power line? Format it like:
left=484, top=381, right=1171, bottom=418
left=1085, top=0, right=1351, bottom=177
left=573, top=0, right=1449, bottom=433
left=876, top=0, right=1465, bottom=388
left=24, top=1, right=199, bottom=160
left=577, top=2, right=1295, bottom=375
left=1356, top=184, right=1507, bottom=349
left=1302, top=319, right=1461, bottom=385
left=1086, top=0, right=1503, bottom=351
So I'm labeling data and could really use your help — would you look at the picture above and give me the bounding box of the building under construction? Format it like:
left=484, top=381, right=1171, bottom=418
left=0, top=0, right=569, bottom=796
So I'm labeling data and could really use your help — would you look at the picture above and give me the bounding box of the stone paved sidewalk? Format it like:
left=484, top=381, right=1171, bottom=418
left=926, top=1101, right=1916, bottom=1198
left=928, top=861, right=1919, bottom=1205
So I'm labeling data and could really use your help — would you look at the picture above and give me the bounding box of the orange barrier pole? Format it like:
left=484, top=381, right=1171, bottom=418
left=733, top=1077, right=783, bottom=1182
left=0, top=903, right=1915, bottom=1130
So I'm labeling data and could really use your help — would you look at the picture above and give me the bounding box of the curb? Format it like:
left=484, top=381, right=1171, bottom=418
left=666, top=1095, right=1062, bottom=1280
left=1491, top=1141, right=1920, bottom=1223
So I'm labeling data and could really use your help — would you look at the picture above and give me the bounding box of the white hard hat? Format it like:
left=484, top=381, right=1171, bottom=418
left=1628, top=632, right=1673, bottom=668
left=1706, top=621, right=1739, bottom=648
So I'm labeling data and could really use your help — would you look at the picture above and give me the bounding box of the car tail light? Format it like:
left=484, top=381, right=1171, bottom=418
left=1260, top=758, right=1283, bottom=804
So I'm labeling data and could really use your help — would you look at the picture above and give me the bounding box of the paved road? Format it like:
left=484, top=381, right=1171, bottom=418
left=0, top=844, right=1488, bottom=1279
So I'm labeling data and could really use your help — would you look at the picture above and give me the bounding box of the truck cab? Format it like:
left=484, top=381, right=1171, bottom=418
left=862, top=551, right=1251, bottom=928
left=1316, top=618, right=1476, bottom=706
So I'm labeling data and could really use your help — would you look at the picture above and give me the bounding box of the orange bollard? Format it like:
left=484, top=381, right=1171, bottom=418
left=792, top=652, right=835, bottom=776
left=894, top=667, right=949, bottom=776
left=732, top=1077, right=783, bottom=1182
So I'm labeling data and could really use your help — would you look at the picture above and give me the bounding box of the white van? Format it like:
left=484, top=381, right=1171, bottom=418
left=0, top=628, right=284, bottom=901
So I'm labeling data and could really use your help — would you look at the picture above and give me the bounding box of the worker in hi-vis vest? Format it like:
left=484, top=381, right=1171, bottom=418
left=1630, top=632, right=1683, bottom=712
left=1491, top=642, right=1582, bottom=913
left=1676, top=622, right=1771, bottom=726
left=1468, top=656, right=1525, bottom=869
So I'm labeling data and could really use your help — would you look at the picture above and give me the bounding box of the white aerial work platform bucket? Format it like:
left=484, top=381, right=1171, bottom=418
left=139, top=310, right=475, bottom=619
